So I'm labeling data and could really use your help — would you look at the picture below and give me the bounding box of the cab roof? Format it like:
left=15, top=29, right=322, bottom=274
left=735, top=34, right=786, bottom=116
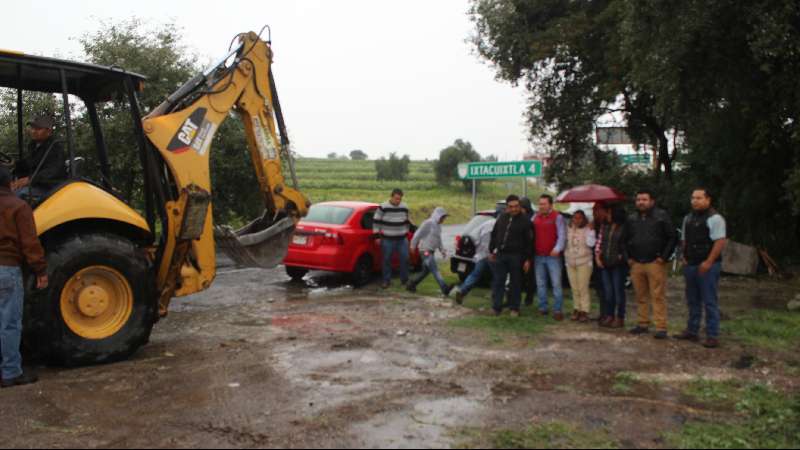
left=0, top=50, right=146, bottom=101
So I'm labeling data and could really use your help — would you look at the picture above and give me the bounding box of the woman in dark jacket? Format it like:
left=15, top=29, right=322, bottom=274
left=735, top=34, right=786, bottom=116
left=596, top=207, right=628, bottom=329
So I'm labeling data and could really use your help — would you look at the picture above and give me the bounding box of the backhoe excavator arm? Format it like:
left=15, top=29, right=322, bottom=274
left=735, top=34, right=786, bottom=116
left=142, top=31, right=309, bottom=316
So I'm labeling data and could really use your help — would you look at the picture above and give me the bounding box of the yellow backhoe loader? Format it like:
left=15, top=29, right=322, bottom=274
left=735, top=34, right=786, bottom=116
left=0, top=29, right=309, bottom=365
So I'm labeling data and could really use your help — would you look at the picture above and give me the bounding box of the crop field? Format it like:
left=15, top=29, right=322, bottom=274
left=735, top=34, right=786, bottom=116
left=294, top=158, right=545, bottom=223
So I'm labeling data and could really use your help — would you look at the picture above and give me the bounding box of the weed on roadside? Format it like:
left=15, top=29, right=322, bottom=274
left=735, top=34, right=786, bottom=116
left=668, top=382, right=800, bottom=449
left=682, top=378, right=741, bottom=407
left=449, top=315, right=548, bottom=341
left=455, top=422, right=618, bottom=449
left=726, top=310, right=800, bottom=351
left=612, top=372, right=640, bottom=395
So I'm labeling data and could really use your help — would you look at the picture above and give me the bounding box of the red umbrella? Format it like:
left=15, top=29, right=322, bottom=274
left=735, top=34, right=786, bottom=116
left=556, top=184, right=627, bottom=203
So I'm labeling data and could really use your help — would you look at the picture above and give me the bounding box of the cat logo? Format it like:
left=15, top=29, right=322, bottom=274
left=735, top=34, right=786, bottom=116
left=177, top=118, right=199, bottom=146
left=167, top=108, right=208, bottom=153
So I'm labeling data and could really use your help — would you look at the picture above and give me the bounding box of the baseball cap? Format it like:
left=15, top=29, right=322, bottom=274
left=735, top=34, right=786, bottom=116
left=27, top=115, right=55, bottom=129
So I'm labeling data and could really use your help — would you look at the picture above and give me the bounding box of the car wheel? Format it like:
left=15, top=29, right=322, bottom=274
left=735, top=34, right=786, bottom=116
left=285, top=266, right=309, bottom=282
left=352, top=255, right=374, bottom=288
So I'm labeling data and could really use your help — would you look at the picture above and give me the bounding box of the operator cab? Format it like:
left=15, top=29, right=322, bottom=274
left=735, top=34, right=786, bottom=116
left=0, top=50, right=150, bottom=211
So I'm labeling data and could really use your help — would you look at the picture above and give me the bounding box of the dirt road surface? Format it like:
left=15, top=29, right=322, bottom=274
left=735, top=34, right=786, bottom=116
left=1, top=262, right=797, bottom=448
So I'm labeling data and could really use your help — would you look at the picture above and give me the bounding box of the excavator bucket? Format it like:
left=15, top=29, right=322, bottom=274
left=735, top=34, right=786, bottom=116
left=215, top=211, right=296, bottom=269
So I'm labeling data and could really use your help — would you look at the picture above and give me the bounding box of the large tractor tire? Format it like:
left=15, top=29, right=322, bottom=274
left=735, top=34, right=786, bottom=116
left=29, top=233, right=155, bottom=366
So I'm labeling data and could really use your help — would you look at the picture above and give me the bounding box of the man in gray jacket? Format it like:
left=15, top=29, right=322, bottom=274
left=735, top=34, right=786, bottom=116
left=407, top=207, right=453, bottom=296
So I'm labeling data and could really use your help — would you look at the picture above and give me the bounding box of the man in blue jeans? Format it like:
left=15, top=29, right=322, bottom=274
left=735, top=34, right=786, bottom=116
left=0, top=167, right=48, bottom=388
left=453, top=217, right=496, bottom=305
left=533, top=195, right=567, bottom=321
left=373, top=189, right=411, bottom=288
left=674, top=188, right=727, bottom=349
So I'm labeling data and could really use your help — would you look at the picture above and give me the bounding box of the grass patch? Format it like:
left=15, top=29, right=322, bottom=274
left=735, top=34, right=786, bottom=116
left=612, top=372, right=640, bottom=395
left=726, top=309, right=800, bottom=350
left=457, top=422, right=617, bottom=449
left=668, top=383, right=800, bottom=449
left=393, top=260, right=578, bottom=343
left=450, top=315, right=549, bottom=339
left=683, top=378, right=741, bottom=407
left=296, top=158, right=550, bottom=224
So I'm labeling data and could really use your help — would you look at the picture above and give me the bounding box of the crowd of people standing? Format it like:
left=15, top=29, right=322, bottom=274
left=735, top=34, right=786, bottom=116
left=375, top=187, right=729, bottom=350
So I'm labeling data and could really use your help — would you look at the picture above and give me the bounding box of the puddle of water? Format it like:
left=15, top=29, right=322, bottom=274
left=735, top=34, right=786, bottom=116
left=352, top=397, right=483, bottom=449
left=274, top=337, right=460, bottom=413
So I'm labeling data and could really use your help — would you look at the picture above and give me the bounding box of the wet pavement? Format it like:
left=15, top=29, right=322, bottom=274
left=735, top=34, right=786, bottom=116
left=1, top=261, right=798, bottom=448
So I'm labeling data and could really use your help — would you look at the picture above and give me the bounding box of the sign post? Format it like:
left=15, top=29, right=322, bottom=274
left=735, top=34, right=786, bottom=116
left=458, top=161, right=544, bottom=215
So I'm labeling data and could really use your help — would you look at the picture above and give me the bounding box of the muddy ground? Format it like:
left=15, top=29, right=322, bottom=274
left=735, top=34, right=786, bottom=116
left=1, top=262, right=798, bottom=449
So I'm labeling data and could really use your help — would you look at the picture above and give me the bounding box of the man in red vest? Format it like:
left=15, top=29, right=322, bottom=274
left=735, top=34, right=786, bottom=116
left=533, top=195, right=567, bottom=321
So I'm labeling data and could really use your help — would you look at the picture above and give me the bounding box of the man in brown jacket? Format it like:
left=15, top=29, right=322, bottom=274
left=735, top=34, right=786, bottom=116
left=0, top=166, right=48, bottom=388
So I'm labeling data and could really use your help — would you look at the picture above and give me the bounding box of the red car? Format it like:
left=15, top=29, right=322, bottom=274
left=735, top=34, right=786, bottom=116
left=283, top=201, right=420, bottom=286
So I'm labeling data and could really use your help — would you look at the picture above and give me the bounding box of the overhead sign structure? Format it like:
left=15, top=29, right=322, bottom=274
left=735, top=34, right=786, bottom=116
left=458, top=161, right=543, bottom=180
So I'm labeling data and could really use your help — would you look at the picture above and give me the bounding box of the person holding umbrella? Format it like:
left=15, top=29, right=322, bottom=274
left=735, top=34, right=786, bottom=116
left=564, top=210, right=596, bottom=322
left=558, top=185, right=627, bottom=324
left=596, top=206, right=629, bottom=329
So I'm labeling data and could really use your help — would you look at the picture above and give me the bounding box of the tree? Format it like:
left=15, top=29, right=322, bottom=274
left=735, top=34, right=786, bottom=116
left=620, top=0, right=800, bottom=254
left=327, top=152, right=338, bottom=159
left=470, top=0, right=800, bottom=257
left=350, top=149, right=368, bottom=160
left=470, top=0, right=677, bottom=181
left=434, top=139, right=481, bottom=191
left=375, top=153, right=410, bottom=181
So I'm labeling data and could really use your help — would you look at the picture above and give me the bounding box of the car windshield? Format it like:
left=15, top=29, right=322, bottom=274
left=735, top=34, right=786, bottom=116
left=462, top=215, right=494, bottom=238
left=304, top=205, right=354, bottom=225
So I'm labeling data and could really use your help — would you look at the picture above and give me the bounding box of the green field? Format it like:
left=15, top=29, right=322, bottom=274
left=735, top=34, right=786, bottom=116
left=295, top=158, right=545, bottom=224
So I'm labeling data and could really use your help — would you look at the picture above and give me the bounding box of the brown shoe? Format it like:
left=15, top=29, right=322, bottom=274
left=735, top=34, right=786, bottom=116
left=599, top=316, right=614, bottom=328
left=703, top=338, right=720, bottom=349
left=539, top=310, right=549, bottom=317
left=570, top=310, right=580, bottom=322
left=553, top=312, right=565, bottom=322
left=578, top=312, right=590, bottom=323
left=611, top=318, right=625, bottom=329
left=673, top=330, right=700, bottom=342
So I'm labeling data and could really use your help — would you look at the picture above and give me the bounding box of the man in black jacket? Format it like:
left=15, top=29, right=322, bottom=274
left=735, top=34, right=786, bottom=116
left=625, top=190, right=678, bottom=339
left=489, top=195, right=533, bottom=317
left=519, top=197, right=537, bottom=306
left=12, top=115, right=67, bottom=200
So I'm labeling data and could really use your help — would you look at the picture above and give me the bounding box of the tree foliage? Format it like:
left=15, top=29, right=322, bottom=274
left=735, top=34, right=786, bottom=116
left=375, top=152, right=411, bottom=181
left=434, top=139, right=481, bottom=191
left=349, top=149, right=368, bottom=160
left=470, top=0, right=800, bottom=257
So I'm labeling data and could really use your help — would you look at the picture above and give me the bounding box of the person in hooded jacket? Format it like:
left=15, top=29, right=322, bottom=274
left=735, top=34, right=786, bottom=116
left=407, top=207, right=454, bottom=296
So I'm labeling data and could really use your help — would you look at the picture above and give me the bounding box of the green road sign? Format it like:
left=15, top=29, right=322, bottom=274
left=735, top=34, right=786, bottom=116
left=621, top=154, right=651, bottom=165
left=458, top=160, right=543, bottom=180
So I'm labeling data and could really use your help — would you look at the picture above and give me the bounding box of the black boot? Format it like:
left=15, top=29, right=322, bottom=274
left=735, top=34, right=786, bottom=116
left=1, top=372, right=38, bottom=389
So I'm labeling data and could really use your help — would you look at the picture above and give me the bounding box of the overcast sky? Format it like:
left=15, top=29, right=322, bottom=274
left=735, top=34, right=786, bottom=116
left=1, top=0, right=531, bottom=160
